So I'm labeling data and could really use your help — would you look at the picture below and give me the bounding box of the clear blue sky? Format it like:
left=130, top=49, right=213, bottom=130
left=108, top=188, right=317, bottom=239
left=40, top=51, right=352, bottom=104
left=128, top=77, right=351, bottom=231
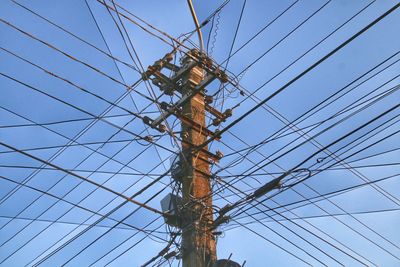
left=0, top=0, right=399, bottom=266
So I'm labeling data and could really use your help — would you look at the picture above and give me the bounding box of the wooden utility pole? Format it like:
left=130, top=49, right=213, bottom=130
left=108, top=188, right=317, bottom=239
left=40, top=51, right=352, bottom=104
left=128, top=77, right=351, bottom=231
left=180, top=56, right=217, bottom=267
left=144, top=49, right=227, bottom=266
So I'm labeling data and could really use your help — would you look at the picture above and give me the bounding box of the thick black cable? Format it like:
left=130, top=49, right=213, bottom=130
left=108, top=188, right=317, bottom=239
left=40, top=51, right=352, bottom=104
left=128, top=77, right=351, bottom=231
left=24, top=157, right=171, bottom=267
left=214, top=0, right=378, bottom=163
left=0, top=105, right=167, bottom=188
left=0, top=46, right=152, bottom=119
left=201, top=3, right=400, bottom=148
left=229, top=207, right=400, bottom=230
left=218, top=178, right=368, bottom=266
left=211, top=0, right=331, bottom=99
left=223, top=56, right=400, bottom=159
left=0, top=142, right=164, bottom=214
left=216, top=0, right=375, bottom=103
left=212, top=134, right=375, bottom=265
left=0, top=124, right=158, bottom=248
left=234, top=103, right=400, bottom=214
left=218, top=170, right=370, bottom=265
left=0, top=141, right=168, bottom=264
left=212, top=128, right=396, bottom=263
left=9, top=0, right=140, bottom=73
left=220, top=0, right=299, bottom=65
left=213, top=80, right=400, bottom=199
left=250, top=173, right=400, bottom=220
left=218, top=79, right=400, bottom=204
left=50, top=180, right=171, bottom=266
left=0, top=72, right=175, bottom=153
left=0, top=175, right=168, bottom=239
left=232, top=112, right=400, bottom=258
left=0, top=77, right=140, bottom=207
left=28, top=165, right=171, bottom=266
left=85, top=0, right=172, bottom=175
left=1, top=106, right=172, bottom=264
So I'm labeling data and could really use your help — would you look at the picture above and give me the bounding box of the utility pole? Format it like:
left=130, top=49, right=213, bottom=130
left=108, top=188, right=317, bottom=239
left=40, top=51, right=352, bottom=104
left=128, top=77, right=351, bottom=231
left=180, top=57, right=216, bottom=267
left=144, top=49, right=228, bottom=266
left=145, top=49, right=285, bottom=266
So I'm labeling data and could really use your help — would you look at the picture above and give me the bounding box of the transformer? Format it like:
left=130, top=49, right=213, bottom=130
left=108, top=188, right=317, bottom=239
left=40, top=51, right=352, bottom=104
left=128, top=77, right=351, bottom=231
left=160, top=193, right=182, bottom=227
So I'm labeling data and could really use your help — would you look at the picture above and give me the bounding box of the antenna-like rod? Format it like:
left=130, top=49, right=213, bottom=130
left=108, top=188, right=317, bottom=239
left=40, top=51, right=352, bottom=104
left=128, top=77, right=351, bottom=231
left=187, top=0, right=204, bottom=51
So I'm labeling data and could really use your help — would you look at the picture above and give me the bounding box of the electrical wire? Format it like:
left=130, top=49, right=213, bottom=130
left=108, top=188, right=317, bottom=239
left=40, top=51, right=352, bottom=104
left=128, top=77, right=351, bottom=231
left=200, top=2, right=400, bottom=149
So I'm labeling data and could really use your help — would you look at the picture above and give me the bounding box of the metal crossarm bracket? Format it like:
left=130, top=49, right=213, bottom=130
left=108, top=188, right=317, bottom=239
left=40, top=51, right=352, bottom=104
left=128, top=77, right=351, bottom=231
left=151, top=72, right=217, bottom=127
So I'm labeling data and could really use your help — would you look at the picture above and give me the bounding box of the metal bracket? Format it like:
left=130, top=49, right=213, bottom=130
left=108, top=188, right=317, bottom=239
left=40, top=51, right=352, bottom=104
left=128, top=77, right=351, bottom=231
left=151, top=72, right=217, bottom=127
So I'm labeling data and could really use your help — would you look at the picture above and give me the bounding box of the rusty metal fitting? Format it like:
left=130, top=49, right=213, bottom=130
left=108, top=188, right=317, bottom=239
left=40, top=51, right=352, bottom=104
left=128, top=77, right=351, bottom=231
left=214, top=68, right=221, bottom=76
left=188, top=49, right=199, bottom=58
left=219, top=72, right=229, bottom=83
left=154, top=60, right=163, bottom=70
left=204, top=95, right=213, bottom=104
left=148, top=65, right=157, bottom=73
left=175, top=107, right=183, bottom=115
left=158, top=124, right=167, bottom=132
left=205, top=57, right=213, bottom=69
left=164, top=88, right=174, bottom=96
left=216, top=150, right=224, bottom=159
left=143, top=135, right=153, bottom=142
left=160, top=102, right=169, bottom=110
left=152, top=77, right=160, bottom=86
left=212, top=118, right=221, bottom=127
left=223, top=108, right=232, bottom=118
left=142, top=70, right=151, bottom=81
left=142, top=116, right=151, bottom=125
left=214, top=68, right=228, bottom=83
left=180, top=131, right=189, bottom=140
left=165, top=53, right=174, bottom=62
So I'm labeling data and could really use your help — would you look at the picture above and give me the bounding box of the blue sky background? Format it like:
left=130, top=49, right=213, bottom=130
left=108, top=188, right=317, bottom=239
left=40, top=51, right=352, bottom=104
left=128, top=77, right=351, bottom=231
left=0, top=0, right=399, bottom=266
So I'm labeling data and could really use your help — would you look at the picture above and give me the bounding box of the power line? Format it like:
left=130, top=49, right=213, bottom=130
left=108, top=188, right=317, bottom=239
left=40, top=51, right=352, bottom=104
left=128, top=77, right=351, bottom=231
left=9, top=0, right=140, bottom=73
left=24, top=160, right=171, bottom=267
left=34, top=176, right=171, bottom=266
left=0, top=175, right=168, bottom=239
left=221, top=49, right=400, bottom=161
left=0, top=79, right=141, bottom=207
left=232, top=110, right=400, bottom=259
left=228, top=207, right=400, bottom=230
left=86, top=0, right=172, bottom=176
left=216, top=102, right=400, bottom=258
left=234, top=103, right=400, bottom=214
left=220, top=0, right=300, bottom=65
left=200, top=2, right=400, bottom=149
left=1, top=1, right=399, bottom=265
left=0, top=107, right=175, bottom=264
left=0, top=141, right=165, bottom=213
left=231, top=171, right=400, bottom=222
left=0, top=165, right=166, bottom=177
left=0, top=46, right=154, bottom=117
left=0, top=72, right=175, bottom=153
left=0, top=18, right=131, bottom=87
left=212, top=80, right=400, bottom=199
